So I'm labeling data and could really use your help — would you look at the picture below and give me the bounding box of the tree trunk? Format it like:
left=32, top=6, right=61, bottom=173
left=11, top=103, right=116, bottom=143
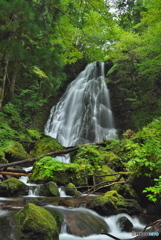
left=0, top=53, right=10, bottom=109
left=4, top=61, right=18, bottom=104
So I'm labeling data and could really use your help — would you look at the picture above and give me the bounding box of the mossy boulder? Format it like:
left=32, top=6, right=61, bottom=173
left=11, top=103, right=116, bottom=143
left=90, top=190, right=141, bottom=216
left=111, top=183, right=139, bottom=201
left=39, top=181, right=59, bottom=196
left=0, top=177, right=28, bottom=197
left=14, top=203, right=59, bottom=240
left=4, top=140, right=29, bottom=161
left=66, top=183, right=79, bottom=196
left=29, top=156, right=92, bottom=186
left=30, top=136, right=63, bottom=157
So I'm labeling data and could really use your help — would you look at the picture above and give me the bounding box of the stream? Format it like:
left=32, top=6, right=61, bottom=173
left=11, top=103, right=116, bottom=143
left=8, top=165, right=145, bottom=240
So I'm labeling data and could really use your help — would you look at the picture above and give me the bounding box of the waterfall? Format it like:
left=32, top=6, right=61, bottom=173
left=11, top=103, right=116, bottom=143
left=45, top=62, right=117, bottom=147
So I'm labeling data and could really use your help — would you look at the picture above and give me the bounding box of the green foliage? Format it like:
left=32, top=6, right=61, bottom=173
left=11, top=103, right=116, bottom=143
left=143, top=176, right=161, bottom=202
left=125, top=118, right=161, bottom=177
left=30, top=156, right=93, bottom=184
left=27, top=129, right=42, bottom=141
left=73, top=145, right=103, bottom=167
left=112, top=0, right=146, bottom=31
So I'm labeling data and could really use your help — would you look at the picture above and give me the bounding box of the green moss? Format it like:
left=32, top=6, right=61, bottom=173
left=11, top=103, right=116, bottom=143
left=39, top=181, right=59, bottom=196
left=0, top=150, right=8, bottom=164
left=66, top=183, right=79, bottom=196
left=90, top=190, right=141, bottom=215
left=73, top=145, right=103, bottom=167
left=4, top=140, right=29, bottom=159
left=27, top=129, right=42, bottom=140
left=48, top=209, right=64, bottom=232
left=30, top=136, right=64, bottom=156
left=0, top=177, right=27, bottom=196
left=29, top=156, right=93, bottom=186
left=92, top=190, right=125, bottom=207
left=14, top=203, right=59, bottom=240
left=99, top=151, right=118, bottom=163
left=110, top=183, right=139, bottom=200
left=101, top=165, right=118, bottom=181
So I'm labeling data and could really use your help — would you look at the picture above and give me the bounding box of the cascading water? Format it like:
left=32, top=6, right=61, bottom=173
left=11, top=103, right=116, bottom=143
left=46, top=205, right=145, bottom=240
left=45, top=62, right=117, bottom=147
left=19, top=167, right=41, bottom=197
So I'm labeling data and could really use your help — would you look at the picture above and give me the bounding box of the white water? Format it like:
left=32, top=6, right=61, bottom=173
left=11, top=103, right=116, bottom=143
left=46, top=205, right=145, bottom=240
left=19, top=167, right=41, bottom=197
left=58, top=187, right=71, bottom=198
left=45, top=62, right=117, bottom=147
left=55, top=154, right=71, bottom=164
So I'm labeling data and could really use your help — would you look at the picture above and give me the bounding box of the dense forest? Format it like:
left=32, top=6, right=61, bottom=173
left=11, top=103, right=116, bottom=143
left=0, top=0, right=161, bottom=234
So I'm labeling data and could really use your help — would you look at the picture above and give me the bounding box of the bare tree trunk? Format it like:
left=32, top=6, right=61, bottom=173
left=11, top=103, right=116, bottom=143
left=0, top=53, right=10, bottom=109
left=5, top=61, right=18, bottom=104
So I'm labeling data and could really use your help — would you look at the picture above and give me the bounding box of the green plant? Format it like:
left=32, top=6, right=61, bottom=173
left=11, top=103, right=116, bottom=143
left=143, top=176, right=161, bottom=202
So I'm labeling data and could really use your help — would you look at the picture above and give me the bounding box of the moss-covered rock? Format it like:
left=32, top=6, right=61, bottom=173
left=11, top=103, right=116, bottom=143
left=4, top=140, right=29, bottom=161
left=39, top=181, right=59, bottom=196
left=14, top=203, right=59, bottom=240
left=30, top=136, right=64, bottom=157
left=90, top=190, right=141, bottom=216
left=111, top=183, right=140, bottom=201
left=0, top=177, right=28, bottom=197
left=29, top=156, right=93, bottom=186
left=66, top=183, right=79, bottom=196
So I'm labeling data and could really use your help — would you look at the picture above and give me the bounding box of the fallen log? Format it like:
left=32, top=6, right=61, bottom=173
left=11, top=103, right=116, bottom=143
left=0, top=146, right=79, bottom=169
left=0, top=171, right=31, bottom=177
left=4, top=167, right=28, bottom=173
left=0, top=142, right=107, bottom=169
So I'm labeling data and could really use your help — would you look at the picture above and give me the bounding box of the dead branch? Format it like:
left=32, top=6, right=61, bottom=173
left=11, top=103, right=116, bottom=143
left=100, top=232, right=121, bottom=240
left=79, top=180, right=127, bottom=196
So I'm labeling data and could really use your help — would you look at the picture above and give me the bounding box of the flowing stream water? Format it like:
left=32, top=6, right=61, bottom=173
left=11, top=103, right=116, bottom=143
left=45, top=62, right=117, bottom=147
left=46, top=205, right=145, bottom=240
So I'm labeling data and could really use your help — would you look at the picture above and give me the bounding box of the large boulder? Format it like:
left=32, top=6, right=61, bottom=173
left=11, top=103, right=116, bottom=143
left=29, top=156, right=92, bottom=186
left=0, top=177, right=28, bottom=197
left=4, top=141, right=29, bottom=161
left=30, top=136, right=63, bottom=157
left=14, top=203, right=59, bottom=240
left=90, top=190, right=142, bottom=216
